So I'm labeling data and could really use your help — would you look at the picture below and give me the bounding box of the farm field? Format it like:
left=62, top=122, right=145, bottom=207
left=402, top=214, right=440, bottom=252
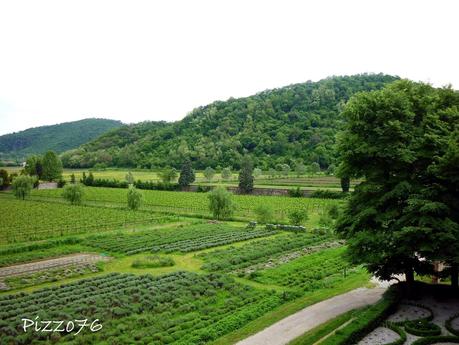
left=0, top=185, right=371, bottom=345
left=26, top=186, right=339, bottom=221
left=2, top=167, right=356, bottom=190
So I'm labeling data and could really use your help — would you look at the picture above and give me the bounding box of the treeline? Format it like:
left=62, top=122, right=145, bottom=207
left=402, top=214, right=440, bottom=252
left=60, top=74, right=399, bottom=170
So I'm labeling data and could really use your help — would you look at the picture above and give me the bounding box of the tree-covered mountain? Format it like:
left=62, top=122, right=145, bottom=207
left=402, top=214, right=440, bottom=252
left=61, top=74, right=399, bottom=170
left=0, top=118, right=123, bottom=161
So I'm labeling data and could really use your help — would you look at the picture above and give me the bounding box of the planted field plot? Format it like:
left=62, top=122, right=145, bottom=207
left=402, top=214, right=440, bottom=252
left=0, top=197, right=174, bottom=244
left=251, top=247, right=357, bottom=291
left=84, top=223, right=279, bottom=255
left=0, top=272, right=288, bottom=345
left=30, top=187, right=338, bottom=219
left=200, top=232, right=334, bottom=273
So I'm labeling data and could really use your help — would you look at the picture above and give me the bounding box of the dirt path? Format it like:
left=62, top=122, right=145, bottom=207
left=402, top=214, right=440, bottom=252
left=236, top=287, right=386, bottom=345
left=0, top=253, right=110, bottom=278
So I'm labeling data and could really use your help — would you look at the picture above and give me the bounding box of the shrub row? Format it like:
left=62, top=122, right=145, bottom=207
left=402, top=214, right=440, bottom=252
left=411, top=336, right=459, bottom=345
left=265, top=224, right=306, bottom=232
left=82, top=177, right=180, bottom=191
left=446, top=313, right=459, bottom=336
left=310, top=189, right=348, bottom=199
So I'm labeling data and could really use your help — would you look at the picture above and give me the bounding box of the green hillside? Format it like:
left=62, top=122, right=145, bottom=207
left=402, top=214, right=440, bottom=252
left=61, top=74, right=399, bottom=169
left=0, top=118, right=123, bottom=161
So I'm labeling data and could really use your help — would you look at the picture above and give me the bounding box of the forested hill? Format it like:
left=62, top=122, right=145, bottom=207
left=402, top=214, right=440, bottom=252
left=0, top=118, right=123, bottom=161
left=61, top=74, right=399, bottom=169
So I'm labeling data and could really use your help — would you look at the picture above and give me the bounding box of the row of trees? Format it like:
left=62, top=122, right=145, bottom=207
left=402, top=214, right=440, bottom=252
left=24, top=151, right=63, bottom=181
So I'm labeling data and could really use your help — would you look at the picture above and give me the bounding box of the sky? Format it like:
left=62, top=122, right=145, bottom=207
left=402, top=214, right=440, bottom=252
left=0, top=0, right=458, bottom=135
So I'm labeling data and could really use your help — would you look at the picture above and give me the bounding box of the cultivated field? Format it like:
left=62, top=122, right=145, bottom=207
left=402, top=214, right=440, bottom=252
left=0, top=185, right=369, bottom=344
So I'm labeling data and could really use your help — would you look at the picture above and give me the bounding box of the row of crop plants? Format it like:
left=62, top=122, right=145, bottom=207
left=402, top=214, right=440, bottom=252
left=83, top=223, right=279, bottom=254
left=0, top=197, right=174, bottom=244
left=0, top=272, right=291, bottom=345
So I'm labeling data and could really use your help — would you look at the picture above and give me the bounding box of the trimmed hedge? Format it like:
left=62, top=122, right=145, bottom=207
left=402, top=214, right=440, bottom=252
left=320, top=286, right=401, bottom=345
left=446, top=313, right=459, bottom=336
left=384, top=322, right=407, bottom=345
left=404, top=320, right=441, bottom=337
left=411, top=336, right=459, bottom=345
left=310, top=190, right=348, bottom=199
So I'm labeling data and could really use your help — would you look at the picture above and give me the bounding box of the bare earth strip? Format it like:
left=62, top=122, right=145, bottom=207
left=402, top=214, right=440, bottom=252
left=0, top=253, right=110, bottom=279
left=236, top=287, right=386, bottom=345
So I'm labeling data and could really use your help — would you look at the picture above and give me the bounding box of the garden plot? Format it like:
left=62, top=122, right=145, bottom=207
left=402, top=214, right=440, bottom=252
left=0, top=253, right=110, bottom=290
left=358, top=297, right=459, bottom=345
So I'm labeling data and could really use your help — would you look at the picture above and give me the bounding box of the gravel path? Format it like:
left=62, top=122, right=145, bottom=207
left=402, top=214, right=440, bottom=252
left=0, top=253, right=110, bottom=278
left=236, top=287, right=386, bottom=345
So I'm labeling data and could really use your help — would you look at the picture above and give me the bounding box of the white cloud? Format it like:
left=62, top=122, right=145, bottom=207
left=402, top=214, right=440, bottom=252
left=0, top=0, right=458, bottom=134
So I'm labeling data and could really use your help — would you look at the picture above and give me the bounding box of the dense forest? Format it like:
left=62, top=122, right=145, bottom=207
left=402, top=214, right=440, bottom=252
left=61, top=74, right=399, bottom=169
left=0, top=118, right=123, bottom=161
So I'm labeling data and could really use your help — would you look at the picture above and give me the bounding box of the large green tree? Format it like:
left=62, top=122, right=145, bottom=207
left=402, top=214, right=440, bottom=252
left=41, top=151, right=63, bottom=181
left=238, top=156, right=254, bottom=194
left=178, top=159, right=195, bottom=188
left=12, top=175, right=35, bottom=200
left=336, top=80, right=459, bottom=289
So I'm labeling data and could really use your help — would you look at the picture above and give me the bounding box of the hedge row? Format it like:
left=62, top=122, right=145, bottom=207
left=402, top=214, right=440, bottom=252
left=411, top=336, right=459, bottom=345
left=446, top=313, right=459, bottom=336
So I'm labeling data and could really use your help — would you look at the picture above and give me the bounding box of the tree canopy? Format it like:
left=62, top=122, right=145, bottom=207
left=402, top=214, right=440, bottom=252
left=335, top=80, right=459, bottom=288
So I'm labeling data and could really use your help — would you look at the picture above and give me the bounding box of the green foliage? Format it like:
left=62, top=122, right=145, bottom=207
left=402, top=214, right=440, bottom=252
left=125, top=171, right=135, bottom=184
left=411, top=336, right=459, bottom=345
left=24, top=155, right=43, bottom=178
left=310, top=189, right=347, bottom=199
left=288, top=209, right=308, bottom=225
left=12, top=175, right=35, bottom=200
left=41, top=151, right=63, bottom=181
left=70, top=173, right=76, bottom=184
left=204, top=166, right=216, bottom=182
left=62, top=184, right=84, bottom=205
left=239, top=156, right=254, bottom=194
left=253, top=168, right=262, bottom=178
left=404, top=320, right=441, bottom=337
left=221, top=167, right=232, bottom=181
left=336, top=80, right=459, bottom=285
left=328, top=204, right=340, bottom=219
left=294, top=162, right=307, bottom=177
left=131, top=255, right=174, bottom=268
left=127, top=185, right=142, bottom=210
left=309, top=162, right=320, bottom=174
left=208, top=187, right=234, bottom=220
left=288, top=187, right=303, bottom=197
left=254, top=204, right=275, bottom=224
left=178, top=159, right=196, bottom=187
left=158, top=167, right=177, bottom=184
left=340, top=177, right=350, bottom=193
left=0, top=169, right=9, bottom=188
left=0, top=118, right=122, bottom=161
left=60, top=75, right=398, bottom=169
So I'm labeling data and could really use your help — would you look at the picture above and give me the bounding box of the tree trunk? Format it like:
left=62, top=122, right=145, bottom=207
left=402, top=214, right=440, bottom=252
left=405, top=267, right=415, bottom=296
left=451, top=264, right=458, bottom=290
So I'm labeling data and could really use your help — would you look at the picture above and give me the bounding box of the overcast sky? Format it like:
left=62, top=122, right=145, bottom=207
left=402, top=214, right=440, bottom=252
left=0, top=0, right=458, bottom=135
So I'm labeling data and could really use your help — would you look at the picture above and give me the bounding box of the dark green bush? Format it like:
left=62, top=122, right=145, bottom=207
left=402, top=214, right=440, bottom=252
left=411, top=336, right=459, bottom=345
left=404, top=320, right=441, bottom=336
left=310, top=189, right=348, bottom=199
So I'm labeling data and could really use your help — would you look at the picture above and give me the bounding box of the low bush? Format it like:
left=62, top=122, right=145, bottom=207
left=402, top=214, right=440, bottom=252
left=288, top=187, right=303, bottom=197
left=131, top=255, right=175, bottom=269
left=383, top=322, right=407, bottom=345
left=310, top=190, right=348, bottom=199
